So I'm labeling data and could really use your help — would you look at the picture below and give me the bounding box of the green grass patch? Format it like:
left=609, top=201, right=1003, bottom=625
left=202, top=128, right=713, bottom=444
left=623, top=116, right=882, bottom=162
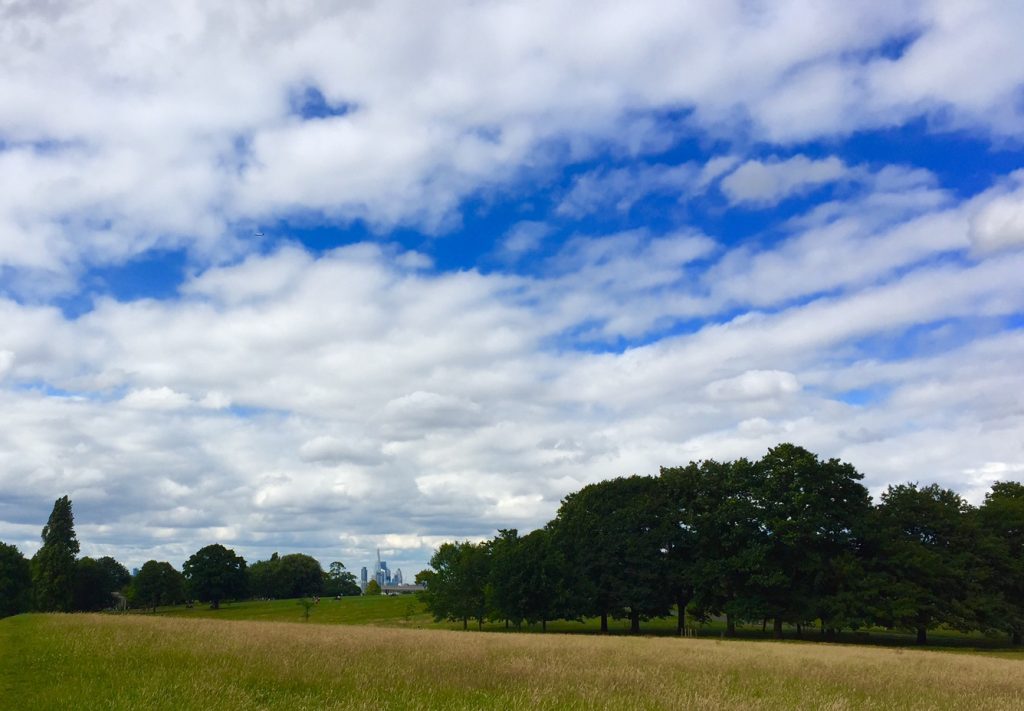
left=149, top=595, right=1024, bottom=654
left=2, top=612, right=1023, bottom=710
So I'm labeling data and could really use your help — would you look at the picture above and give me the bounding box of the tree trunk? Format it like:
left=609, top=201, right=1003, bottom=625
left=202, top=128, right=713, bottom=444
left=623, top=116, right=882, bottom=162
left=630, top=608, right=640, bottom=634
left=726, top=613, right=736, bottom=637
left=796, top=623, right=802, bottom=638
left=773, top=617, right=783, bottom=639
left=600, top=611, right=608, bottom=634
left=478, top=618, right=483, bottom=631
left=462, top=617, right=468, bottom=631
left=676, top=593, right=690, bottom=636
left=542, top=618, right=547, bottom=633
left=916, top=626, right=927, bottom=645
left=1013, top=630, right=1021, bottom=646
left=762, top=618, right=767, bottom=633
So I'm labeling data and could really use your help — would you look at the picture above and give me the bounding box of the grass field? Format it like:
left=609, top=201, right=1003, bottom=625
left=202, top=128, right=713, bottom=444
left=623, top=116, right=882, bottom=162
left=2, top=612, right=1024, bottom=710
left=151, top=595, right=1024, bottom=654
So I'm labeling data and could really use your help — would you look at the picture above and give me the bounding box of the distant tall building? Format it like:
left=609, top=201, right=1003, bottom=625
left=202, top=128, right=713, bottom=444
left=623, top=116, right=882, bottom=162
left=360, top=566, right=368, bottom=591
left=393, top=568, right=403, bottom=585
left=374, top=548, right=391, bottom=588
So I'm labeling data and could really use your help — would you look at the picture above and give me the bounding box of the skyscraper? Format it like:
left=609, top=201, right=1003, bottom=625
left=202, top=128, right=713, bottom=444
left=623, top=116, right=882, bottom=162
left=374, top=548, right=391, bottom=588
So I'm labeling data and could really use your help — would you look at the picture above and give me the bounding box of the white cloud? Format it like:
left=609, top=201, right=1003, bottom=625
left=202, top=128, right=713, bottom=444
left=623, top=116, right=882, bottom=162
left=0, top=216, right=1021, bottom=570
left=706, top=370, right=800, bottom=401
left=0, top=350, right=13, bottom=379
left=720, top=155, right=850, bottom=206
left=120, top=387, right=191, bottom=410
left=1, top=2, right=1022, bottom=287
left=2, top=0, right=1024, bottom=575
left=969, top=175, right=1024, bottom=252
left=556, top=163, right=699, bottom=217
left=499, top=221, right=552, bottom=259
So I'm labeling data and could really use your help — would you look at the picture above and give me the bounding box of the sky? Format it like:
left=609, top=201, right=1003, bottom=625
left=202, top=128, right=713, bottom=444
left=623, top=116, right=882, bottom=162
left=1, top=0, right=1023, bottom=576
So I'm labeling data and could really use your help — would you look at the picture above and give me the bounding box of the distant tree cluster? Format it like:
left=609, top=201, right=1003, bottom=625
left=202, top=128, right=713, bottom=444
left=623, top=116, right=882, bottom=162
left=420, top=443, right=1024, bottom=645
left=0, top=497, right=362, bottom=617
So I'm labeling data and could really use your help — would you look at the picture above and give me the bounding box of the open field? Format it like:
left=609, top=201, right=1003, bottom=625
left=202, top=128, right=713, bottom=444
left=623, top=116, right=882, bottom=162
left=152, top=595, right=1024, bottom=654
left=2, top=613, right=1024, bottom=710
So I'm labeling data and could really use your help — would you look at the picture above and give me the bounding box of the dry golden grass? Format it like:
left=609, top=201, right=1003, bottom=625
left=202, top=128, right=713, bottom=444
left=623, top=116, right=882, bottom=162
left=2, top=613, right=1022, bottom=710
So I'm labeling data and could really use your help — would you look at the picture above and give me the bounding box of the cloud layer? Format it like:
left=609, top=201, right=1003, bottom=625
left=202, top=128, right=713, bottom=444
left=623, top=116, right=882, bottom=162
left=2, top=1, right=1024, bottom=285
left=1, top=1, right=1023, bottom=574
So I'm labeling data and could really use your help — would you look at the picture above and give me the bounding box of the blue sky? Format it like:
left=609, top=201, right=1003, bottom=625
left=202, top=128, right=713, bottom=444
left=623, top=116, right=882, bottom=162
left=1, top=1, right=1023, bottom=575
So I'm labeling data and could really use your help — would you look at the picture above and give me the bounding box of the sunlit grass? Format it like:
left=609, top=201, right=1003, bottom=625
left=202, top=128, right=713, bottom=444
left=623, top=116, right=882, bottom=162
left=152, top=595, right=1024, bottom=653
left=2, top=612, right=1023, bottom=710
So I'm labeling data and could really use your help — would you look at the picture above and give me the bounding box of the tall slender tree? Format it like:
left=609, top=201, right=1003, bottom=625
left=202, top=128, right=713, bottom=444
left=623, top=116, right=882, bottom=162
left=31, top=495, right=80, bottom=612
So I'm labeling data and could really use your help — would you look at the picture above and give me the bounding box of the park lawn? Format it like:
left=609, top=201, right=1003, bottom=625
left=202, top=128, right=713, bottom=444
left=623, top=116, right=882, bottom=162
left=152, top=595, right=1024, bottom=654
left=156, top=594, right=434, bottom=627
left=2, top=612, right=1023, bottom=710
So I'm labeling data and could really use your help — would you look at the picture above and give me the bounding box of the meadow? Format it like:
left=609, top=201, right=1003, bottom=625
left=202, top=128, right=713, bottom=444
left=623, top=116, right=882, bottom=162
left=3, top=602, right=1024, bottom=710
left=156, top=595, right=1024, bottom=652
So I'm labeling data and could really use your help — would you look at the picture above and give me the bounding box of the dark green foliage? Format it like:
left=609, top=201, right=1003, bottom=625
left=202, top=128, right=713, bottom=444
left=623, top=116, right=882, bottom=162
left=752, top=444, right=874, bottom=636
left=660, top=458, right=762, bottom=635
left=323, top=561, right=361, bottom=597
left=73, top=556, right=132, bottom=612
left=132, top=560, right=186, bottom=611
left=874, top=483, right=977, bottom=644
left=485, top=529, right=525, bottom=626
left=551, top=475, right=673, bottom=633
left=978, top=481, right=1024, bottom=644
left=517, top=528, right=566, bottom=631
left=365, top=579, right=381, bottom=595
left=0, top=541, right=32, bottom=617
left=421, top=540, right=489, bottom=629
left=31, top=495, right=80, bottom=612
left=72, top=558, right=111, bottom=611
left=182, top=543, right=247, bottom=609
left=249, top=552, right=324, bottom=599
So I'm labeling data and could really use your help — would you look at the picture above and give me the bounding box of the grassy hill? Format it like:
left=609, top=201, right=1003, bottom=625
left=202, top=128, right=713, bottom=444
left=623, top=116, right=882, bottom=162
left=2, top=612, right=1023, bottom=710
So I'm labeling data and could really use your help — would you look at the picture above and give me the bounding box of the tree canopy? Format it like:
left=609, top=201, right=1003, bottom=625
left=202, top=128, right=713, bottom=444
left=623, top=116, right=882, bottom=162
left=182, top=543, right=248, bottom=609
left=132, top=560, right=186, bottom=612
left=249, top=552, right=324, bottom=599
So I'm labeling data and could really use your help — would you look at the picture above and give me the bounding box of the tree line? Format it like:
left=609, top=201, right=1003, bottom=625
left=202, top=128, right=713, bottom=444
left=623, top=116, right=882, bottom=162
left=419, top=443, right=1024, bottom=645
left=0, top=495, right=362, bottom=617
